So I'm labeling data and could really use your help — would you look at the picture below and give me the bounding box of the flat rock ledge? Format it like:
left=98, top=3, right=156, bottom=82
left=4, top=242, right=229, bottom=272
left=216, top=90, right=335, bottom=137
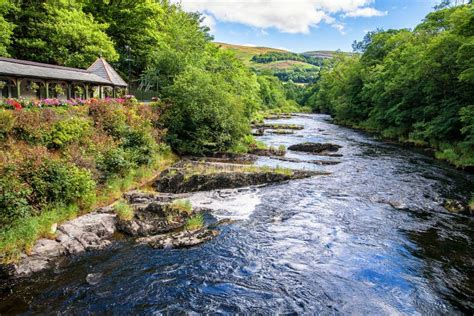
left=155, top=163, right=325, bottom=193
left=9, top=212, right=116, bottom=277
left=288, top=142, right=342, bottom=155
left=137, top=229, right=219, bottom=249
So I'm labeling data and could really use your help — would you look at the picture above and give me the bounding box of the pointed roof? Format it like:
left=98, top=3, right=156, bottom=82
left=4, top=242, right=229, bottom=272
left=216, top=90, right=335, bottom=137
left=87, top=58, right=128, bottom=87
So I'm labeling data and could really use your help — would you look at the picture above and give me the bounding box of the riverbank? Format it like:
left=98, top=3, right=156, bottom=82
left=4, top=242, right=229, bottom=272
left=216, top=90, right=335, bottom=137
left=1, top=159, right=327, bottom=279
left=319, top=114, right=474, bottom=172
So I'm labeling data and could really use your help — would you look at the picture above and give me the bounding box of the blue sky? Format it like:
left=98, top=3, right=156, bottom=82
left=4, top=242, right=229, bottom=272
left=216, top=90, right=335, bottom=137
left=177, top=0, right=439, bottom=53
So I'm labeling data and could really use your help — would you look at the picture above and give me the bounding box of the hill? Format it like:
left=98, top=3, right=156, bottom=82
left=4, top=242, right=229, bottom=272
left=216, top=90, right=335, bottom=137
left=214, top=42, right=288, bottom=65
left=214, top=42, right=320, bottom=83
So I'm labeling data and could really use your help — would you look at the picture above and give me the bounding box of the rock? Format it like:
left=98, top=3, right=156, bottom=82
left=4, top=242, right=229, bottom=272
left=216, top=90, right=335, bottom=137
left=443, top=199, right=469, bottom=214
left=137, top=229, right=219, bottom=249
left=185, top=153, right=257, bottom=164
left=252, top=123, right=304, bottom=130
left=13, top=212, right=116, bottom=277
left=155, top=168, right=324, bottom=193
left=270, top=156, right=341, bottom=165
left=248, top=148, right=285, bottom=157
left=252, top=128, right=265, bottom=136
left=269, top=129, right=295, bottom=135
left=86, top=273, right=103, bottom=285
left=14, top=239, right=66, bottom=276
left=116, top=202, right=189, bottom=237
left=288, top=142, right=342, bottom=154
left=263, top=114, right=292, bottom=119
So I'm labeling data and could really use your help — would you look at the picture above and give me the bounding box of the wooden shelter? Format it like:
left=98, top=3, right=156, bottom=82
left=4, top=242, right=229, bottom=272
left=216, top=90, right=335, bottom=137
left=0, top=57, right=127, bottom=99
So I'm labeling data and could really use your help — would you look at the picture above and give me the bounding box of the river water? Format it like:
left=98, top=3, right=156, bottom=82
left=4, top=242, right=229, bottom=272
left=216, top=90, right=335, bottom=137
left=1, top=114, right=473, bottom=314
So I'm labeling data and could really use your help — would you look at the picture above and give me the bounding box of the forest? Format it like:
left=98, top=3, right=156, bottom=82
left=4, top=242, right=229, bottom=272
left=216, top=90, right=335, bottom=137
left=304, top=3, right=474, bottom=168
left=252, top=51, right=325, bottom=66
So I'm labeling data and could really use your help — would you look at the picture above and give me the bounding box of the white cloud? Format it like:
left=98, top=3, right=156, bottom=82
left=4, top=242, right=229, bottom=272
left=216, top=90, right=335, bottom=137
left=175, top=0, right=387, bottom=34
left=343, top=7, right=387, bottom=17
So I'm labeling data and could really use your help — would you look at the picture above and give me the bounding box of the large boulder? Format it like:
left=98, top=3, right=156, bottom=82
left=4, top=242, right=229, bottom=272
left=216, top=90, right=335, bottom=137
left=116, top=202, right=189, bottom=237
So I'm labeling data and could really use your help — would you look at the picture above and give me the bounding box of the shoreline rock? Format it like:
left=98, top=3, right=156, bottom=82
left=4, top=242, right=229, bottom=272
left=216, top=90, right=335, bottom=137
left=288, top=142, right=342, bottom=155
left=137, top=229, right=219, bottom=249
left=155, top=162, right=326, bottom=193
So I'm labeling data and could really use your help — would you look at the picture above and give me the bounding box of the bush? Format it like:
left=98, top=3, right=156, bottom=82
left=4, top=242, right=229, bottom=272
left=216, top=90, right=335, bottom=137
left=97, top=147, right=134, bottom=180
left=47, top=116, right=91, bottom=148
left=0, top=169, right=33, bottom=228
left=0, top=110, right=14, bottom=139
left=121, top=127, right=157, bottom=166
left=23, top=159, right=96, bottom=208
left=185, top=214, right=204, bottom=230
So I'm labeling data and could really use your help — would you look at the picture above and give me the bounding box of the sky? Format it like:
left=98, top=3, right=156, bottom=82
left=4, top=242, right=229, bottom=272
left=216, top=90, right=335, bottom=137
left=175, top=0, right=440, bottom=52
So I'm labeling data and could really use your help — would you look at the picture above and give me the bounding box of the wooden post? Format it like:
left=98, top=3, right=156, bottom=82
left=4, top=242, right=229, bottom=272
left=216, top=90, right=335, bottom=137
left=112, top=87, right=116, bottom=98
left=85, top=84, right=89, bottom=99
left=67, top=83, right=72, bottom=99
left=99, top=86, right=103, bottom=99
left=45, top=82, right=49, bottom=99
left=16, top=79, right=21, bottom=98
left=7, top=81, right=11, bottom=98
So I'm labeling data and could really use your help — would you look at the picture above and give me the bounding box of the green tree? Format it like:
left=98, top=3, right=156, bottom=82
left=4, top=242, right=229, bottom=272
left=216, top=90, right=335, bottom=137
left=162, top=66, right=249, bottom=154
left=10, top=0, right=118, bottom=67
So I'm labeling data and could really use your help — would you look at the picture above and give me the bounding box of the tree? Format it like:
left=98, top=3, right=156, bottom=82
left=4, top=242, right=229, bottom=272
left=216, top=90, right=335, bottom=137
left=0, top=0, right=15, bottom=56
left=162, top=66, right=249, bottom=154
left=9, top=0, right=118, bottom=68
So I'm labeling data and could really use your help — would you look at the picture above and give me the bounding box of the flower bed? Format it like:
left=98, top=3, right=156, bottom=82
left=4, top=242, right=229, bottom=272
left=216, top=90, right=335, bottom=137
left=0, top=95, right=138, bottom=110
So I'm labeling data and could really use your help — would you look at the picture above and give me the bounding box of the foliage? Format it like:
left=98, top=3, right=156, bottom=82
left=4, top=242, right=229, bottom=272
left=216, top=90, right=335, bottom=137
left=8, top=0, right=118, bottom=68
left=22, top=159, right=96, bottom=208
left=162, top=66, right=250, bottom=154
left=114, top=200, right=134, bottom=221
left=185, top=214, right=204, bottom=230
left=0, top=168, right=32, bottom=228
left=305, top=4, right=474, bottom=168
left=252, top=51, right=324, bottom=66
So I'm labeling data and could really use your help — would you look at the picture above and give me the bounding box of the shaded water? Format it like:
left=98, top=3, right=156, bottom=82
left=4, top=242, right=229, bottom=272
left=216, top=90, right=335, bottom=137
left=1, top=114, right=473, bottom=314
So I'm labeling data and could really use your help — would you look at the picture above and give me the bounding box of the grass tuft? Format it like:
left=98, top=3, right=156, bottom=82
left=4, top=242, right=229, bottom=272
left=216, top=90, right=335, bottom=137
left=185, top=214, right=204, bottom=231
left=114, top=200, right=134, bottom=221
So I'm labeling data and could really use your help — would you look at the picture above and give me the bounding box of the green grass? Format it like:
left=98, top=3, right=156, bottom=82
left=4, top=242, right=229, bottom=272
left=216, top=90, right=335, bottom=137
left=185, top=214, right=204, bottom=231
left=169, top=199, right=193, bottom=215
left=114, top=200, right=134, bottom=221
left=0, top=204, right=79, bottom=263
left=0, top=150, right=178, bottom=264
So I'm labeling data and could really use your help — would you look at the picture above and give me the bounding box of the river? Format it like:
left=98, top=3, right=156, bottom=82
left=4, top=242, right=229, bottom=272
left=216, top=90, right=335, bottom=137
left=1, top=114, right=473, bottom=314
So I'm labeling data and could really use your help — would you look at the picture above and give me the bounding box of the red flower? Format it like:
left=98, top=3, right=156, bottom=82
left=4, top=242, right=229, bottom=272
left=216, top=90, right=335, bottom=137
left=6, top=99, right=22, bottom=110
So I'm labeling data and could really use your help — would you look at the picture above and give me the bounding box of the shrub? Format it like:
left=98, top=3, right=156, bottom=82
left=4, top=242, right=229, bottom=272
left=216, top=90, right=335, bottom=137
left=22, top=159, right=96, bottom=208
left=89, top=102, right=127, bottom=138
left=47, top=116, right=91, bottom=148
left=0, top=168, right=33, bottom=228
left=97, top=147, right=134, bottom=180
left=185, top=214, right=204, bottom=230
left=114, top=200, right=134, bottom=221
left=0, top=110, right=15, bottom=139
left=121, top=127, right=157, bottom=166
